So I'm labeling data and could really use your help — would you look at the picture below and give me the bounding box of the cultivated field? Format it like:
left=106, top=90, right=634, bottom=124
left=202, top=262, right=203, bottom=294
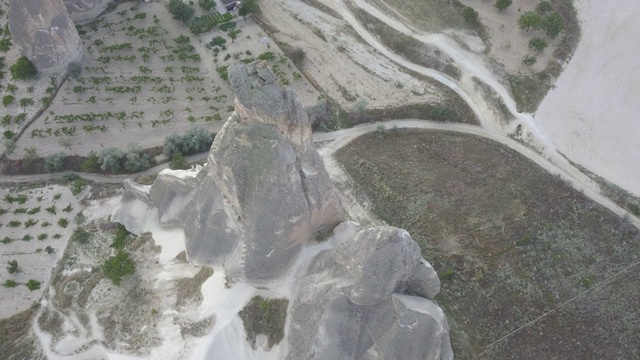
left=10, top=1, right=318, bottom=159
left=336, top=129, right=640, bottom=359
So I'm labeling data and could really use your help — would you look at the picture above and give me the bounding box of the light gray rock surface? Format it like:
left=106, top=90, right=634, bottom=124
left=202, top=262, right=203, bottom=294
left=287, top=226, right=453, bottom=360
left=115, top=62, right=343, bottom=283
left=9, top=0, right=83, bottom=74
left=63, top=0, right=112, bottom=24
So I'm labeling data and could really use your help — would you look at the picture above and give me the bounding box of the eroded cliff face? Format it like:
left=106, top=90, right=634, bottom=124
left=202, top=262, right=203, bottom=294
left=288, top=224, right=452, bottom=360
left=112, top=62, right=452, bottom=359
left=9, top=0, right=83, bottom=74
left=63, top=0, right=112, bottom=24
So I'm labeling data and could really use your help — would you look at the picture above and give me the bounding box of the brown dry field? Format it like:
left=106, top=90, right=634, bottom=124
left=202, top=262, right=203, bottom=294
left=336, top=129, right=640, bottom=359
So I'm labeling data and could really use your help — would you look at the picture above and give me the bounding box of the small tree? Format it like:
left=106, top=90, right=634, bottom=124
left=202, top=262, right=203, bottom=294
left=163, top=133, right=184, bottom=157
left=81, top=151, right=100, bottom=172
left=536, top=1, right=554, bottom=15
left=98, top=148, right=125, bottom=173
left=239, top=0, right=261, bottom=17
left=529, top=37, right=548, bottom=52
left=124, top=145, right=151, bottom=172
left=44, top=152, right=66, bottom=173
left=522, top=54, right=537, bottom=66
left=183, top=127, right=212, bottom=154
left=170, top=153, right=190, bottom=170
left=495, top=0, right=512, bottom=12
left=67, top=61, right=82, bottom=79
left=543, top=12, right=564, bottom=39
left=10, top=56, right=37, bottom=80
left=198, top=0, right=215, bottom=10
left=167, top=0, right=194, bottom=23
left=518, top=11, right=543, bottom=31
left=463, top=7, right=479, bottom=26
left=102, top=250, right=136, bottom=286
left=7, top=260, right=19, bottom=274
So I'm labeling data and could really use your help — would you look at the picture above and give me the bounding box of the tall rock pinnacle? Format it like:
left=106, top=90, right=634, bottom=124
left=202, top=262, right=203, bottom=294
left=9, top=0, right=83, bottom=74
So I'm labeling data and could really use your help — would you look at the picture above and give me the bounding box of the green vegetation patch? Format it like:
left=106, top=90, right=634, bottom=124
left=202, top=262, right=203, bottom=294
left=238, top=296, right=288, bottom=349
left=336, top=129, right=640, bottom=359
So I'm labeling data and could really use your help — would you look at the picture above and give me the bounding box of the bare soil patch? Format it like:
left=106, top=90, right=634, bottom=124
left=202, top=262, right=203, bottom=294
left=336, top=129, right=640, bottom=359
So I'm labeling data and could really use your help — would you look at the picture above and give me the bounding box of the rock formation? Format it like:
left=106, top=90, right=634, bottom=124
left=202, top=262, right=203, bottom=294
left=287, top=225, right=452, bottom=360
left=9, top=0, right=83, bottom=74
left=63, top=0, right=112, bottom=24
left=113, top=62, right=453, bottom=359
left=114, top=61, right=344, bottom=283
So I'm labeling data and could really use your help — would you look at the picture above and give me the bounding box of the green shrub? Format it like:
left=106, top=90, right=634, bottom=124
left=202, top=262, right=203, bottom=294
left=124, top=149, right=150, bottom=172
left=518, top=11, right=542, bottom=31
left=98, top=148, right=125, bottom=173
left=71, top=228, right=91, bottom=244
left=7, top=260, right=19, bottom=274
left=102, top=250, right=136, bottom=286
left=168, top=0, right=195, bottom=22
left=111, top=223, right=131, bottom=249
left=495, top=0, right=512, bottom=12
left=258, top=51, right=275, bottom=61
left=209, top=37, right=227, bottom=47
left=0, top=38, right=11, bottom=52
left=529, top=37, right=548, bottom=52
left=25, top=279, right=41, bottom=291
left=239, top=0, right=260, bottom=16
left=163, top=127, right=213, bottom=156
left=3, top=279, right=18, bottom=288
left=81, top=152, right=100, bottom=172
left=19, top=98, right=34, bottom=108
left=187, top=12, right=234, bottom=34
left=543, top=12, right=564, bottom=39
left=170, top=153, right=190, bottom=170
left=70, top=179, right=87, bottom=196
left=522, top=54, right=537, bottom=66
left=536, top=1, right=553, bottom=15
left=10, top=56, right=37, bottom=80
left=219, top=21, right=236, bottom=31
left=198, top=0, right=216, bottom=10
left=44, top=152, right=67, bottom=173
left=463, top=7, right=479, bottom=25
left=58, top=218, right=69, bottom=228
left=216, top=65, right=229, bottom=80
left=2, top=94, right=14, bottom=107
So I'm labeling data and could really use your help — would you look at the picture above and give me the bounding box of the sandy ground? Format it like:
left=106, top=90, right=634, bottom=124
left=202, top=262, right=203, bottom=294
left=259, top=0, right=442, bottom=109
left=0, top=185, right=82, bottom=318
left=535, top=0, right=640, bottom=197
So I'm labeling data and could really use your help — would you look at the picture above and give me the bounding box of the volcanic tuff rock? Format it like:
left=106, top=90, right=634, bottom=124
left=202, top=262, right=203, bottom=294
left=9, top=0, right=83, bottom=74
left=114, top=61, right=344, bottom=284
left=287, top=225, right=452, bottom=360
left=63, top=0, right=112, bottom=24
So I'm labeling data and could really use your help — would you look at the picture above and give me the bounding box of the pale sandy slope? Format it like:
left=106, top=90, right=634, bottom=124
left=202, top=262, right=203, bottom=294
left=536, top=0, right=640, bottom=197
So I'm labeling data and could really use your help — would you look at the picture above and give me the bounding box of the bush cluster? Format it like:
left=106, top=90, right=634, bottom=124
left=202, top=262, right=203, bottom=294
left=163, top=127, right=213, bottom=157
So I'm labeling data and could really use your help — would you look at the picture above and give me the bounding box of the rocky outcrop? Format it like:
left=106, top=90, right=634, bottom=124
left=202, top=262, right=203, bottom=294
left=63, top=0, right=112, bottom=24
left=9, top=0, right=83, bottom=74
left=114, top=61, right=343, bottom=284
left=287, top=225, right=452, bottom=360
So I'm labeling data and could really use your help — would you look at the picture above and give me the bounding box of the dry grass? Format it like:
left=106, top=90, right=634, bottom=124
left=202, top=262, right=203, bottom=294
left=336, top=129, right=640, bottom=359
